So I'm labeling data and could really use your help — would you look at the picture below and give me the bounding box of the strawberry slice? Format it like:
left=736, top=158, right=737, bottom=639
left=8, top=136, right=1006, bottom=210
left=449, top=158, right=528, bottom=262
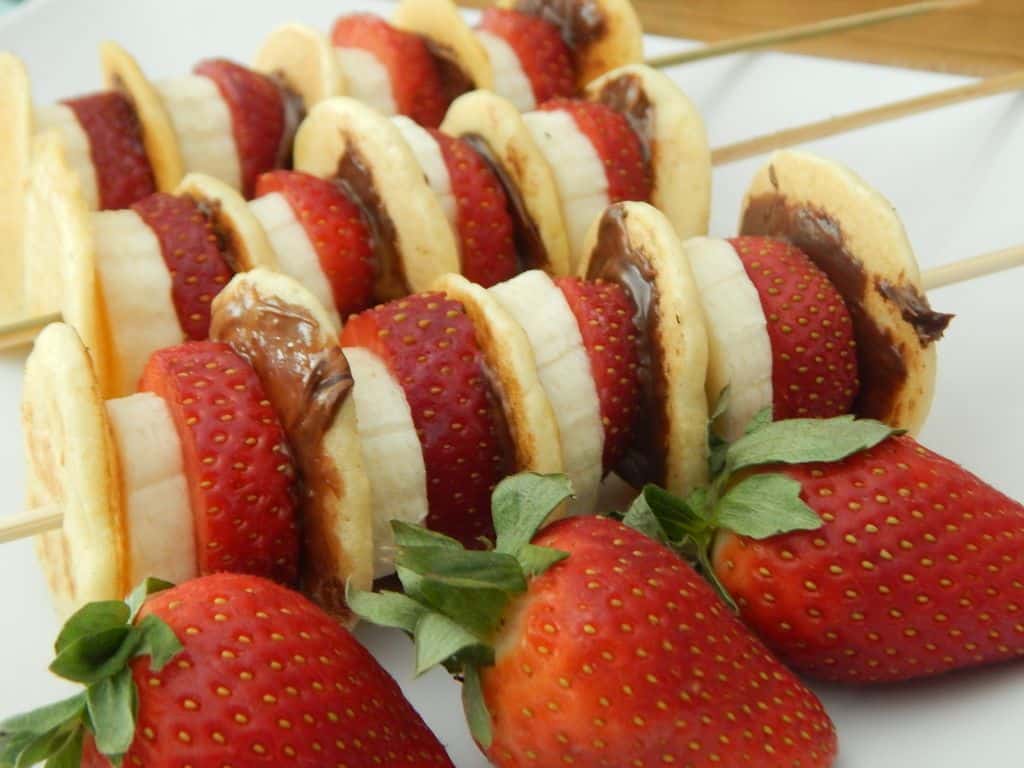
left=428, top=130, right=518, bottom=287
left=479, top=9, right=576, bottom=105
left=194, top=59, right=288, bottom=197
left=140, top=342, right=299, bottom=585
left=554, top=277, right=641, bottom=472
left=540, top=98, right=652, bottom=203
left=331, top=14, right=448, bottom=128
left=62, top=91, right=156, bottom=210
left=729, top=236, right=860, bottom=420
left=131, top=193, right=234, bottom=340
left=255, top=170, right=376, bottom=317
left=341, top=293, right=512, bottom=544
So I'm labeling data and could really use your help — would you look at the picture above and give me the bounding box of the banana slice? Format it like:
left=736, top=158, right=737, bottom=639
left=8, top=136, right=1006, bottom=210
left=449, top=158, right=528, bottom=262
left=390, top=116, right=457, bottom=226
left=442, top=90, right=571, bottom=276
left=254, top=24, right=345, bottom=110
left=105, top=392, right=196, bottom=587
left=740, top=149, right=945, bottom=434
left=579, top=202, right=709, bottom=497
left=154, top=75, right=241, bottom=191
left=490, top=270, right=603, bottom=515
left=522, top=109, right=609, bottom=271
left=333, top=48, right=398, bottom=116
left=24, top=323, right=127, bottom=617
left=33, top=104, right=100, bottom=211
left=684, top=237, right=773, bottom=441
left=343, top=346, right=429, bottom=577
left=0, top=53, right=31, bottom=320
left=210, top=268, right=372, bottom=619
left=294, top=97, right=458, bottom=299
left=476, top=31, right=536, bottom=111
left=585, top=64, right=711, bottom=242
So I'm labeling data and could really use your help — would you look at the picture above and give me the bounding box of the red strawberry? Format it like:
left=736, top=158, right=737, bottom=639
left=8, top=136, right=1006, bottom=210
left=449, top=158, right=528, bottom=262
left=194, top=59, right=287, bottom=197
left=341, top=293, right=512, bottom=544
left=479, top=9, right=576, bottom=105
left=139, top=342, right=299, bottom=585
left=131, top=193, right=234, bottom=340
left=554, top=276, right=641, bottom=473
left=132, top=192, right=234, bottom=339
left=255, top=170, right=376, bottom=317
left=63, top=91, right=156, bottom=210
left=729, top=236, right=859, bottom=420
left=713, top=433, right=1024, bottom=683
left=5, top=574, right=454, bottom=768
left=428, top=130, right=518, bottom=287
left=352, top=475, right=837, bottom=768
left=540, top=98, right=652, bottom=203
left=332, top=14, right=448, bottom=128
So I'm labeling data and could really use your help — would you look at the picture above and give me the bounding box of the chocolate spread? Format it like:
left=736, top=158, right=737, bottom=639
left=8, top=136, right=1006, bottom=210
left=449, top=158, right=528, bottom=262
left=211, top=284, right=354, bottom=613
left=462, top=133, right=549, bottom=272
left=194, top=198, right=242, bottom=273
left=334, top=143, right=409, bottom=300
left=593, top=73, right=654, bottom=169
left=423, top=39, right=476, bottom=108
left=513, top=0, right=606, bottom=64
left=270, top=75, right=307, bottom=171
left=741, top=188, right=951, bottom=422
left=585, top=206, right=666, bottom=488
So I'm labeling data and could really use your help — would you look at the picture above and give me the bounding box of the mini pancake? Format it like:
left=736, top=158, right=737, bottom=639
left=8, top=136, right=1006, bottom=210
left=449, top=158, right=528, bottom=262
left=209, top=268, right=372, bottom=621
left=24, top=322, right=127, bottom=618
left=254, top=23, right=346, bottom=110
left=740, top=150, right=945, bottom=434
left=23, top=133, right=114, bottom=397
left=585, top=64, right=711, bottom=241
left=496, top=0, right=643, bottom=88
left=578, top=201, right=710, bottom=497
left=393, top=0, right=494, bottom=91
left=293, top=97, right=459, bottom=300
left=432, top=273, right=564, bottom=493
left=442, top=89, right=571, bottom=276
left=100, top=41, right=184, bottom=193
left=0, top=53, right=31, bottom=321
left=175, top=173, right=279, bottom=272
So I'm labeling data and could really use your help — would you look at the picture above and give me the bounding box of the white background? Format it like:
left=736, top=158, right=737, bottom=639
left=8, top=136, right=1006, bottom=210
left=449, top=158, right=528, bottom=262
left=0, top=1, right=1021, bottom=765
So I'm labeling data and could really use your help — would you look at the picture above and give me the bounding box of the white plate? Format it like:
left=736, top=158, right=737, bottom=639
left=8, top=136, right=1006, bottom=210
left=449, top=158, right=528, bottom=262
left=0, top=1, right=1021, bottom=766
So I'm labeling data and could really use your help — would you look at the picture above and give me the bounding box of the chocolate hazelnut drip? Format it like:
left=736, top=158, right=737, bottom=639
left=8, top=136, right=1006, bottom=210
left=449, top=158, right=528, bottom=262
left=512, top=0, right=606, bottom=68
left=422, top=38, right=476, bottom=108
left=269, top=74, right=307, bottom=172
left=585, top=206, right=666, bottom=488
left=334, top=144, right=409, bottom=301
left=740, top=191, right=951, bottom=422
left=193, top=198, right=242, bottom=274
left=593, top=73, right=655, bottom=170
left=461, top=133, right=549, bottom=273
left=211, top=286, right=353, bottom=613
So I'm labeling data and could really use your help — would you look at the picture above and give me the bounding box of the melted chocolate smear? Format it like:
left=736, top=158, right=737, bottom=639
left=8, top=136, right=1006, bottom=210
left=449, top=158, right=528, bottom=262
left=741, top=191, right=943, bottom=422
left=877, top=280, right=954, bottom=345
left=193, top=198, right=242, bottom=274
left=422, top=38, right=476, bottom=107
left=462, top=133, right=549, bottom=272
left=594, top=73, right=654, bottom=168
left=269, top=73, right=307, bottom=172
left=585, top=206, right=666, bottom=488
left=513, top=0, right=606, bottom=63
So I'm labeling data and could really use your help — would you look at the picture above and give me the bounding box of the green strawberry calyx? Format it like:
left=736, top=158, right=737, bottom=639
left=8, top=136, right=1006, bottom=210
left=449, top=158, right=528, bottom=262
left=0, top=578, right=183, bottom=768
left=624, top=410, right=900, bottom=607
left=348, top=472, right=573, bottom=750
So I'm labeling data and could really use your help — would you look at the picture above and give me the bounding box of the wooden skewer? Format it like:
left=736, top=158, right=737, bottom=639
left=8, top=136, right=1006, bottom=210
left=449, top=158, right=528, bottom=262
left=0, top=311, right=60, bottom=353
left=3, top=246, right=1023, bottom=545
left=646, top=0, right=976, bottom=69
left=712, top=70, right=1024, bottom=167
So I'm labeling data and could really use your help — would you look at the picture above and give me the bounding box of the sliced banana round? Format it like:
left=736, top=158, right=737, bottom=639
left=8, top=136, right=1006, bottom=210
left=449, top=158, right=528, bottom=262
left=578, top=201, right=709, bottom=498
left=24, top=322, right=127, bottom=618
left=100, top=41, right=184, bottom=193
left=432, top=274, right=564, bottom=491
left=495, top=0, right=643, bottom=88
left=210, top=268, right=372, bottom=620
left=442, top=90, right=571, bottom=276
left=489, top=270, right=603, bottom=515
left=254, top=23, right=345, bottom=110
left=393, top=0, right=494, bottom=91
left=740, top=149, right=947, bottom=434
left=0, top=53, right=31, bottom=320
left=294, top=97, right=459, bottom=299
left=585, top=64, right=711, bottom=242
left=683, top=237, right=773, bottom=442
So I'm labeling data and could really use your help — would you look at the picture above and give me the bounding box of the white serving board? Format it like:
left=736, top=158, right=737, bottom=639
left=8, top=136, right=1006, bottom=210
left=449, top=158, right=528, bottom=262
left=0, top=1, right=1021, bottom=766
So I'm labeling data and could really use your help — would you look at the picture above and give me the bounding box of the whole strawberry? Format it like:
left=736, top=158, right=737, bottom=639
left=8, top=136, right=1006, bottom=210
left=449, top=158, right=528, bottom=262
left=352, top=474, right=837, bottom=768
left=0, top=575, right=454, bottom=767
